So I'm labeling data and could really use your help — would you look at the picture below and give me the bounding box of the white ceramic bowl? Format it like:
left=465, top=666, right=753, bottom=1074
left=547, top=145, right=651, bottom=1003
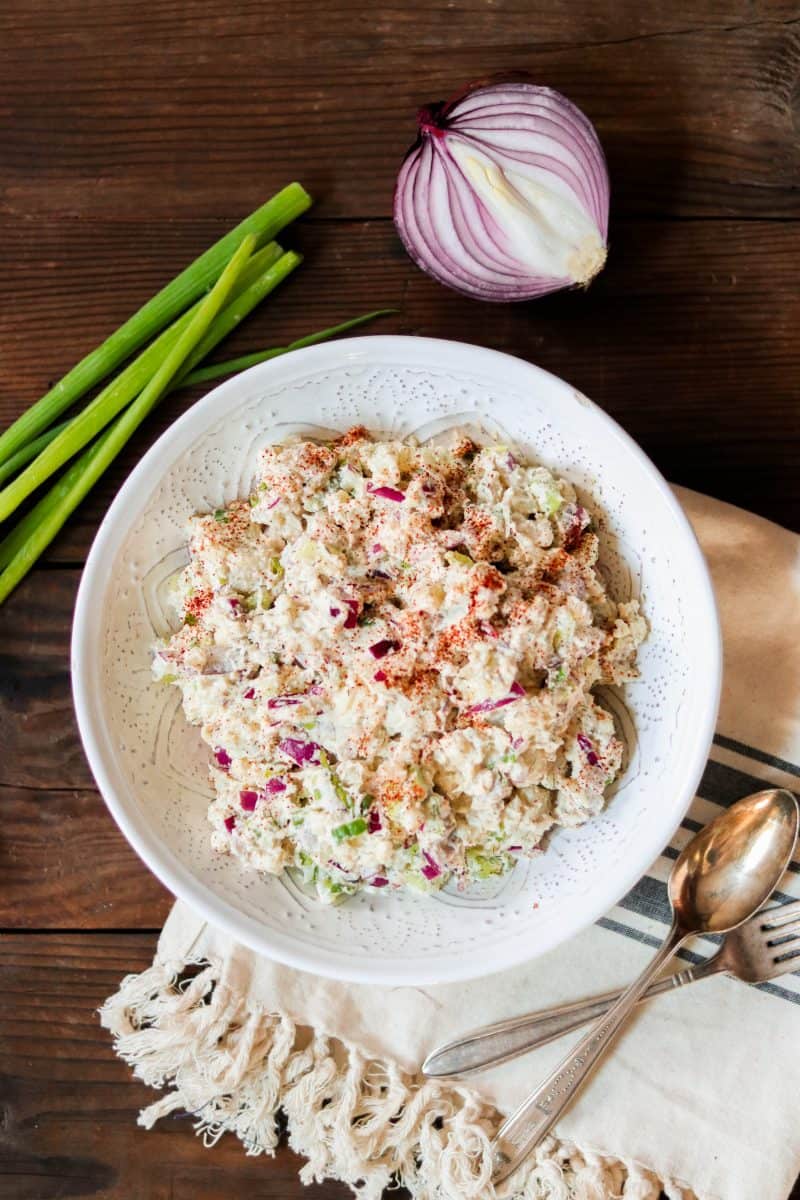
left=72, top=336, right=720, bottom=985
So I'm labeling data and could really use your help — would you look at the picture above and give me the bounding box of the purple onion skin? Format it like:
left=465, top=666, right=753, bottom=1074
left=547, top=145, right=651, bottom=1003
left=393, top=78, right=609, bottom=304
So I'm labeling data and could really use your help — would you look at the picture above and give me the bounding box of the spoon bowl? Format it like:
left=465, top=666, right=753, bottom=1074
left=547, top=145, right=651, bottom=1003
left=670, top=788, right=799, bottom=936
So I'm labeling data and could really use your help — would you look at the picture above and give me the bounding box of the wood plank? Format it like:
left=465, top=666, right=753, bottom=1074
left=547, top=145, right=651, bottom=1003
left=1, top=215, right=799, bottom=553
left=1, top=4, right=799, bottom=219
left=0, top=571, right=91, bottom=790
left=0, top=933, right=354, bottom=1199
left=0, top=787, right=169, bottom=929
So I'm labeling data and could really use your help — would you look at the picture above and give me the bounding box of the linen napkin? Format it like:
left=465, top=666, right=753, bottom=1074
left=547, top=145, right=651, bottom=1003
left=101, top=487, right=800, bottom=1200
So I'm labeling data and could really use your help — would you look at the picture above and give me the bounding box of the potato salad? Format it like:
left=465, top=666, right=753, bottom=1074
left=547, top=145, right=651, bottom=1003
left=154, top=427, right=646, bottom=902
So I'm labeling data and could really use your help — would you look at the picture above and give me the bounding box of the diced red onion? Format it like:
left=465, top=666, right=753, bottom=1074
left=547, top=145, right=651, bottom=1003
left=265, top=496, right=281, bottom=510
left=265, top=777, right=288, bottom=794
left=367, top=483, right=406, bottom=503
left=577, top=732, right=600, bottom=766
left=214, top=747, right=232, bottom=769
left=239, top=790, right=259, bottom=811
left=228, top=597, right=241, bottom=611
left=369, top=639, right=401, bottom=659
left=394, top=80, right=609, bottom=302
left=278, top=738, right=321, bottom=766
left=371, top=542, right=384, bottom=554
left=268, top=694, right=304, bottom=710
left=508, top=845, right=523, bottom=852
left=369, top=569, right=392, bottom=580
left=224, top=815, right=236, bottom=832
left=421, top=850, right=442, bottom=880
left=330, top=606, right=341, bottom=617
left=374, top=670, right=388, bottom=683
left=467, top=681, right=525, bottom=714
left=367, top=808, right=382, bottom=834
left=344, top=599, right=360, bottom=628
left=243, top=687, right=256, bottom=700
left=370, top=875, right=390, bottom=888
left=563, top=505, right=590, bottom=552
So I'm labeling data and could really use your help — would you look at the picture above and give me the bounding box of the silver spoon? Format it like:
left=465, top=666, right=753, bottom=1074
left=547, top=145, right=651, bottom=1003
left=423, top=896, right=800, bottom=1078
left=491, top=787, right=799, bottom=1185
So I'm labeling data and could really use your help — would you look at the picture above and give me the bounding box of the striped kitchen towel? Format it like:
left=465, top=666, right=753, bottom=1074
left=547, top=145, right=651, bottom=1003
left=102, top=487, right=800, bottom=1200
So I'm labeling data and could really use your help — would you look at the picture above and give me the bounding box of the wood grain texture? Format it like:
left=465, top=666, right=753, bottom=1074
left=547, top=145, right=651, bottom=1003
left=0, top=571, right=91, bottom=791
left=2, top=215, right=800, bottom=546
left=0, top=933, right=355, bottom=1199
left=1, top=2, right=800, bottom=220
left=0, top=788, right=170, bottom=929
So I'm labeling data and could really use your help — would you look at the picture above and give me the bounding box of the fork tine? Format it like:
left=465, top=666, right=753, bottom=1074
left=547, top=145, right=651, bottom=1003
left=760, top=898, right=800, bottom=929
left=766, top=917, right=800, bottom=945
left=773, top=939, right=800, bottom=966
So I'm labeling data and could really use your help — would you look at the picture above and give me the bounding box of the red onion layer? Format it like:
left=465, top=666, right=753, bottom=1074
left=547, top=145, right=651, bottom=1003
left=394, top=80, right=609, bottom=302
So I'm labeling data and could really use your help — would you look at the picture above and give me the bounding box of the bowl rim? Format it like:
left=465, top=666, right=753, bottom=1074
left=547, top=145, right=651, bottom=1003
left=71, top=335, right=722, bottom=984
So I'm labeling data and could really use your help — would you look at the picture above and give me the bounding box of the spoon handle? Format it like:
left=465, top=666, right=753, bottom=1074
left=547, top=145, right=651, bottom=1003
left=423, top=954, right=722, bottom=1079
left=491, top=923, right=685, bottom=1185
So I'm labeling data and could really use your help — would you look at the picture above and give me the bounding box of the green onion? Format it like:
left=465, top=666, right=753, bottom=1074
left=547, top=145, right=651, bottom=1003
left=0, top=186, right=311, bottom=469
left=182, top=309, right=397, bottom=386
left=0, top=236, right=255, bottom=605
left=0, top=245, right=285, bottom=513
left=0, top=419, right=73, bottom=488
left=331, top=817, right=367, bottom=843
left=0, top=247, right=300, bottom=523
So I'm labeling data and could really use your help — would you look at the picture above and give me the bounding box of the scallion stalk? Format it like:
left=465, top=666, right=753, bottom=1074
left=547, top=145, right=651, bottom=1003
left=0, top=236, right=256, bottom=604
left=0, top=184, right=311, bottom=468
left=182, top=309, right=397, bottom=386
left=0, top=246, right=300, bottom=522
left=0, top=419, right=74, bottom=489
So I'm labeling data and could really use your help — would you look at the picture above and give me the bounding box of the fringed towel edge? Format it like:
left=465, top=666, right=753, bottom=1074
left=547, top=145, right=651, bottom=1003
left=100, top=953, right=696, bottom=1200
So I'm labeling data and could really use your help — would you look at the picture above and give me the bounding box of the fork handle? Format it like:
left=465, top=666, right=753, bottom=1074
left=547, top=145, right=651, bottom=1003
left=422, top=953, right=722, bottom=1079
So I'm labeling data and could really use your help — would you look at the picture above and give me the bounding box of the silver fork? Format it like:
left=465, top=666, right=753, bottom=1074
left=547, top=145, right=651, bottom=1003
left=423, top=898, right=800, bottom=1079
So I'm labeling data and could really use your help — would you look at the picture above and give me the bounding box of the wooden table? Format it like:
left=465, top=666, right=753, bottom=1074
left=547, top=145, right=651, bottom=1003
left=1, top=2, right=799, bottom=1196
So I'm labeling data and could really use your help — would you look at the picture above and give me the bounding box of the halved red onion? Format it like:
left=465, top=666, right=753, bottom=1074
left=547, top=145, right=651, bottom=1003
left=394, top=80, right=609, bottom=302
left=467, top=680, right=526, bottom=715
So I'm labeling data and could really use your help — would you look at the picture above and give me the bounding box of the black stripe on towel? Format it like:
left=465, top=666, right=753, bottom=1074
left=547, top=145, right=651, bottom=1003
left=713, top=733, right=800, bottom=780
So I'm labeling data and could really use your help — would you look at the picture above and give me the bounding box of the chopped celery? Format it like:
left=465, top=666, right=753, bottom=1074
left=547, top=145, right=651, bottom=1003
left=331, top=817, right=367, bottom=842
